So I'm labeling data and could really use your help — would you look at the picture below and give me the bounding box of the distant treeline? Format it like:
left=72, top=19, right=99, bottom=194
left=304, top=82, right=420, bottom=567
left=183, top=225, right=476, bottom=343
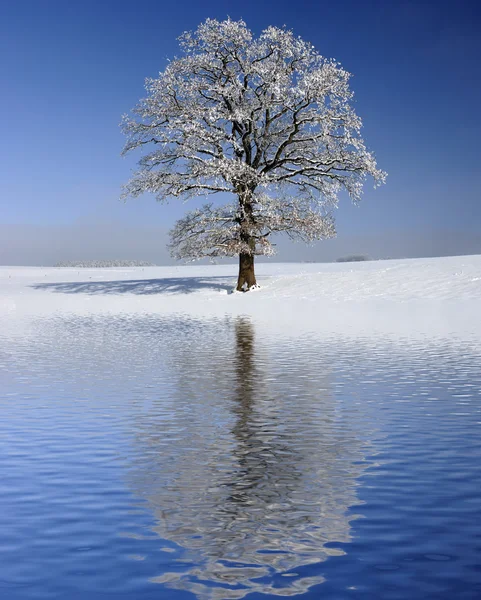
left=54, top=260, right=156, bottom=268
left=335, top=255, right=370, bottom=263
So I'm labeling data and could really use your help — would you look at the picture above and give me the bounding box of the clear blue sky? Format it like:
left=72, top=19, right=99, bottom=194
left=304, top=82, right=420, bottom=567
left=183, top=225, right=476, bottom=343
left=1, top=0, right=480, bottom=264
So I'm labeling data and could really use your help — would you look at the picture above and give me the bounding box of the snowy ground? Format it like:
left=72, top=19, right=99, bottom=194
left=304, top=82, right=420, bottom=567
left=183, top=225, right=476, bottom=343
left=1, top=255, right=480, bottom=342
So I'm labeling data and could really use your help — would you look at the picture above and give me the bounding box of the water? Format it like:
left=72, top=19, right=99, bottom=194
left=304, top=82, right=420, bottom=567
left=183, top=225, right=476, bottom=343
left=1, top=314, right=481, bottom=599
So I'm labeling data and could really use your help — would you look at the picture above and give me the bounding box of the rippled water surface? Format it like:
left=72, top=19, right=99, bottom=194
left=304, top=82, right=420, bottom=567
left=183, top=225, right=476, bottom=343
left=1, top=315, right=481, bottom=599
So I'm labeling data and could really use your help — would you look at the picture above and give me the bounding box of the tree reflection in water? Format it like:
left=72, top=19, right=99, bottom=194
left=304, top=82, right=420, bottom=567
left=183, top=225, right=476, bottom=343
left=128, top=317, right=371, bottom=598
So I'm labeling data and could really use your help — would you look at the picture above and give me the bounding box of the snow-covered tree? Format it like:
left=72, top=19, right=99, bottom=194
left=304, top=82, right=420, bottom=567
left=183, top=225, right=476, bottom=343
left=121, top=18, right=386, bottom=291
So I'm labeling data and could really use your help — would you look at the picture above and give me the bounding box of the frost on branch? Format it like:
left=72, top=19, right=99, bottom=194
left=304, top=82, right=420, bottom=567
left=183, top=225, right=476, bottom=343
left=121, top=18, right=386, bottom=275
left=169, top=203, right=247, bottom=260
left=169, top=195, right=335, bottom=260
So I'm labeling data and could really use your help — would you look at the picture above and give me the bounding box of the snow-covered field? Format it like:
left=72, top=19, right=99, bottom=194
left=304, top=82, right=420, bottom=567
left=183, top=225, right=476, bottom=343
left=1, top=254, right=480, bottom=342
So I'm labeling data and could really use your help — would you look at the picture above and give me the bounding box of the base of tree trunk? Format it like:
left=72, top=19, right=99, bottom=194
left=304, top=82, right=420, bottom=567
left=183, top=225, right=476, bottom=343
left=236, top=253, right=257, bottom=292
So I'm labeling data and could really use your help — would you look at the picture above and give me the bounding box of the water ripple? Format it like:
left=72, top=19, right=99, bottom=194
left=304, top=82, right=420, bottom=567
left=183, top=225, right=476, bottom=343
left=1, top=315, right=480, bottom=598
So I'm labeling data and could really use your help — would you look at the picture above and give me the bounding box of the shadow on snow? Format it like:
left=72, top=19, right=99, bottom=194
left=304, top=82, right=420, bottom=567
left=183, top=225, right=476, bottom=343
left=31, top=276, right=233, bottom=296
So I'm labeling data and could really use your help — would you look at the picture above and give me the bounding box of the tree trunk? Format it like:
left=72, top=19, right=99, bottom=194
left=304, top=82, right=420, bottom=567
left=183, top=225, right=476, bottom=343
left=236, top=252, right=257, bottom=291
left=236, top=186, right=258, bottom=292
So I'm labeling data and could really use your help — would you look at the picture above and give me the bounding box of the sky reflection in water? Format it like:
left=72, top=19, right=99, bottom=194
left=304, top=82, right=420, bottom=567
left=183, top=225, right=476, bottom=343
left=0, top=315, right=480, bottom=599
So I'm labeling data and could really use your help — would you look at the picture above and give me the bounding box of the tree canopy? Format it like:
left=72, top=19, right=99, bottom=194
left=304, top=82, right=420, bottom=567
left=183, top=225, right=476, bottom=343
left=122, top=18, right=386, bottom=289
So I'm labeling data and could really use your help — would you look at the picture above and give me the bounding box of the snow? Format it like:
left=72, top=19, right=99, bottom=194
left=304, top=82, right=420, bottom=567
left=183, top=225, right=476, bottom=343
left=1, top=255, right=480, bottom=343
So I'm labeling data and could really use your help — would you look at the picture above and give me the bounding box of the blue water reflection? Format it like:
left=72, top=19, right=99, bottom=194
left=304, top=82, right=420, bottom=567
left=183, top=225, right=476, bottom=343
left=1, top=315, right=480, bottom=599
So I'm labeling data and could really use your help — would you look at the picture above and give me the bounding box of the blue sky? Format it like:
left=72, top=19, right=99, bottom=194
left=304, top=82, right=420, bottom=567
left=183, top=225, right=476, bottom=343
left=1, top=0, right=480, bottom=264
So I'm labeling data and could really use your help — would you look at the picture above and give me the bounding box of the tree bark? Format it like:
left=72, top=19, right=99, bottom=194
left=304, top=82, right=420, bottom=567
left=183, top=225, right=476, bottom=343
left=236, top=252, right=257, bottom=291
left=235, top=187, right=258, bottom=291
